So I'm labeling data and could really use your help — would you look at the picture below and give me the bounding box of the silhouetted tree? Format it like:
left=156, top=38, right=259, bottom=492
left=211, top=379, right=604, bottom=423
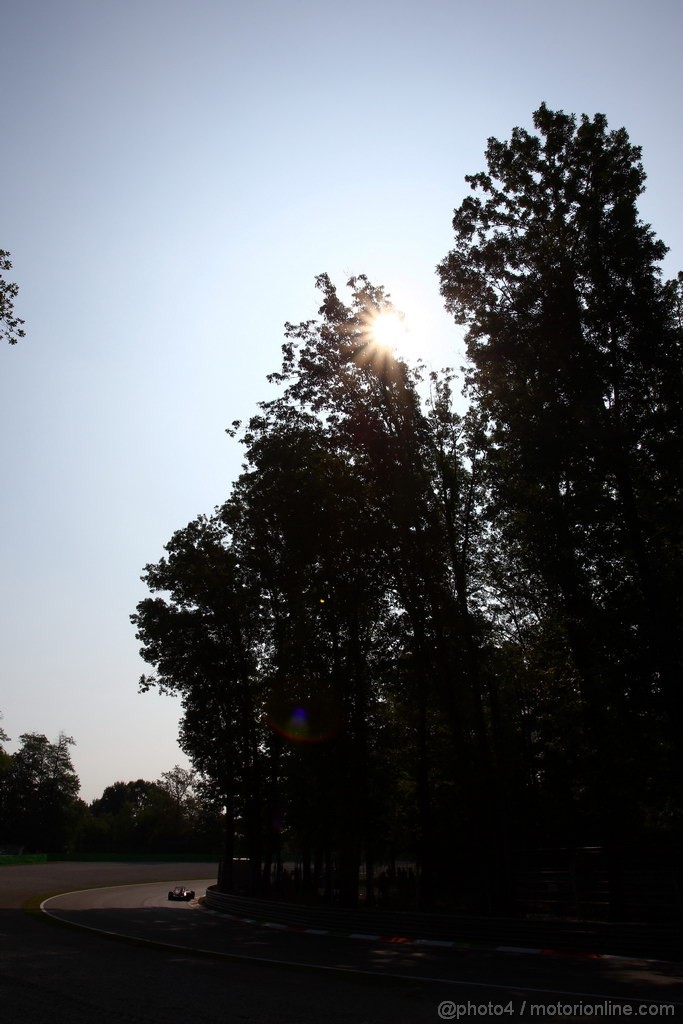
left=132, top=107, right=682, bottom=919
left=438, top=104, right=683, bottom=914
left=133, top=275, right=491, bottom=907
left=1, top=732, right=82, bottom=852
left=88, top=778, right=179, bottom=852
left=0, top=250, right=25, bottom=345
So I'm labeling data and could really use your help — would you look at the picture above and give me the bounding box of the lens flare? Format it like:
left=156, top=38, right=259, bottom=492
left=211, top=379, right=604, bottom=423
left=265, top=685, right=344, bottom=743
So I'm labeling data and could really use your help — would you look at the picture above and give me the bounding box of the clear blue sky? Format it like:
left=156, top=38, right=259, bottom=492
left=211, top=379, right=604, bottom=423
left=2, top=0, right=681, bottom=802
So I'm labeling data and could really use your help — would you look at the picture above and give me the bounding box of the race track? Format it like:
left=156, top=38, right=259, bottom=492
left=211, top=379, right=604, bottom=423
left=2, top=862, right=682, bottom=1023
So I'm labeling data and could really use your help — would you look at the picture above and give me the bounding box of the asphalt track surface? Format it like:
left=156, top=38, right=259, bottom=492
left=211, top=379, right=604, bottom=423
left=2, top=862, right=683, bottom=1023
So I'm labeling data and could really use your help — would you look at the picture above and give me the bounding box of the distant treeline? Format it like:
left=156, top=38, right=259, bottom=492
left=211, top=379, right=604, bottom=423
left=0, top=729, right=222, bottom=856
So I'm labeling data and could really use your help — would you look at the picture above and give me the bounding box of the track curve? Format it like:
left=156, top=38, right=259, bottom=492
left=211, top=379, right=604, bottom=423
left=39, top=873, right=683, bottom=1009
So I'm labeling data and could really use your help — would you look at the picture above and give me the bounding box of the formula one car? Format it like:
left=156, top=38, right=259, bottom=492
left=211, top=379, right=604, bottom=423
left=167, top=885, right=195, bottom=901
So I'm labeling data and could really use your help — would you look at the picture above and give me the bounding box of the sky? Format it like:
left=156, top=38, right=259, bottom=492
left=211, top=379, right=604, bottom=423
left=1, top=0, right=682, bottom=803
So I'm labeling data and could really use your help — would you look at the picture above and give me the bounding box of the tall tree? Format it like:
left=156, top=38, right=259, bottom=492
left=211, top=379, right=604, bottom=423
left=438, top=105, right=683, bottom=908
left=133, top=513, right=265, bottom=888
left=133, top=274, right=496, bottom=907
left=270, top=275, right=502, bottom=905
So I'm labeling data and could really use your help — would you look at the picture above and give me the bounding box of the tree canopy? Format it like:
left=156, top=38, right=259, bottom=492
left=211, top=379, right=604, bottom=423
left=438, top=102, right=682, bottom=783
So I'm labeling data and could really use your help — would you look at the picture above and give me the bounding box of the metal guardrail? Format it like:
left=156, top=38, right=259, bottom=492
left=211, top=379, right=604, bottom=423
left=204, top=887, right=683, bottom=960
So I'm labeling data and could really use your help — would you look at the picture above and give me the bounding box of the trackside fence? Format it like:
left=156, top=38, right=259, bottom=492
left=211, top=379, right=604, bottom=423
left=204, top=887, right=683, bottom=961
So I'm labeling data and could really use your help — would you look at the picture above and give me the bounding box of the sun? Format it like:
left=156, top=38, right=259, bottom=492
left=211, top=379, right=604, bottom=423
left=368, top=310, right=411, bottom=356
